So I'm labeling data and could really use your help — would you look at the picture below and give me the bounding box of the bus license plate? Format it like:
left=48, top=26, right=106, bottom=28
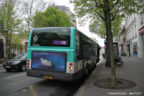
left=44, top=76, right=54, bottom=79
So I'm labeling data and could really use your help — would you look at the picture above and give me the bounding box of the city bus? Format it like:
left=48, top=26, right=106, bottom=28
left=26, top=27, right=100, bottom=81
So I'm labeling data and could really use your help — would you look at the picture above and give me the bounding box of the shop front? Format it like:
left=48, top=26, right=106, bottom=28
left=142, top=34, right=144, bottom=57
left=133, top=42, right=138, bottom=57
left=127, top=43, right=131, bottom=56
left=139, top=26, right=144, bottom=57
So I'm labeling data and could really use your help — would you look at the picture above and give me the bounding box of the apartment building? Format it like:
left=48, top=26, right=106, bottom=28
left=123, top=11, right=144, bottom=58
left=118, top=28, right=127, bottom=56
left=138, top=12, right=144, bottom=58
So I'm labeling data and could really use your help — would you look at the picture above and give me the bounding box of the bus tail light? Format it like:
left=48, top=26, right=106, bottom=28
left=69, top=62, right=74, bottom=71
left=26, top=60, right=30, bottom=69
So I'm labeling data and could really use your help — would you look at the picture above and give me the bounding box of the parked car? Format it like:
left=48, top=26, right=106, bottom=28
left=3, top=53, right=27, bottom=72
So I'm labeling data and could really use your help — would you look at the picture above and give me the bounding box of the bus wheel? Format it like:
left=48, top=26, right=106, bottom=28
left=84, top=65, right=89, bottom=76
left=93, top=62, right=96, bottom=68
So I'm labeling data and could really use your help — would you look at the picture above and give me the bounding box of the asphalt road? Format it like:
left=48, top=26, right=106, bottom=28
left=0, top=67, right=88, bottom=96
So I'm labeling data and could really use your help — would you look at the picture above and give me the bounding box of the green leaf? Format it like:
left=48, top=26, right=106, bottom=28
left=32, top=7, right=72, bottom=27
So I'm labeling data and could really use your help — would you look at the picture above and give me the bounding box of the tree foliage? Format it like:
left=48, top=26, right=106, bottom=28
left=89, top=14, right=122, bottom=38
left=13, top=0, right=48, bottom=39
left=32, top=7, right=72, bottom=27
left=71, top=0, right=143, bottom=38
left=0, top=0, right=21, bottom=59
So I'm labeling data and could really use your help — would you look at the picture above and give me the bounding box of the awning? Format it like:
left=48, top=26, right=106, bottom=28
left=139, top=26, right=144, bottom=35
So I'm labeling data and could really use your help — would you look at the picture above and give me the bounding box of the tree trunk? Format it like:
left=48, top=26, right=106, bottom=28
left=5, top=32, right=12, bottom=60
left=8, top=41, right=12, bottom=59
left=9, top=30, right=13, bottom=58
left=103, top=0, right=116, bottom=86
left=5, top=37, right=9, bottom=60
left=28, top=0, right=33, bottom=33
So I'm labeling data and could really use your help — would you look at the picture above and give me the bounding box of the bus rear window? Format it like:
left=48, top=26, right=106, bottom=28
left=31, top=28, right=70, bottom=47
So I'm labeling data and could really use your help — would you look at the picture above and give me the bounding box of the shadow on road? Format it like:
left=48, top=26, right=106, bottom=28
left=32, top=75, right=89, bottom=96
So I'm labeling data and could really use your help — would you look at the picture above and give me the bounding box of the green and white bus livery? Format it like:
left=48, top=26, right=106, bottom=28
left=26, top=27, right=100, bottom=81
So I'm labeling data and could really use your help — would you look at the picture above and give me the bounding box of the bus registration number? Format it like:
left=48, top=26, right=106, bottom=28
left=44, top=76, right=54, bottom=79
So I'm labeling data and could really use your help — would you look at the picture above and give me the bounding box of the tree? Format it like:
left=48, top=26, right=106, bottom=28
left=89, top=15, right=122, bottom=38
left=15, top=0, right=48, bottom=39
left=27, top=0, right=33, bottom=33
left=32, top=7, right=72, bottom=27
left=71, top=0, right=143, bottom=86
left=0, top=0, right=21, bottom=59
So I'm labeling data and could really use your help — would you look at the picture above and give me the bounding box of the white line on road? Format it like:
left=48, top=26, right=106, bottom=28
left=6, top=72, right=26, bottom=79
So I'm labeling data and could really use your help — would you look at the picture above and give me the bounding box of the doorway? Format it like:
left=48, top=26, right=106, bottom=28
left=0, top=39, right=4, bottom=58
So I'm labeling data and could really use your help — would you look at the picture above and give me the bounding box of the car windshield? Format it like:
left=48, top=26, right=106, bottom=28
left=14, top=54, right=26, bottom=59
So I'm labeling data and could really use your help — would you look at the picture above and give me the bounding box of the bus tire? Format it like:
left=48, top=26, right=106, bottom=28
left=85, top=68, right=89, bottom=76
left=84, top=64, right=89, bottom=76
left=93, top=62, right=96, bottom=68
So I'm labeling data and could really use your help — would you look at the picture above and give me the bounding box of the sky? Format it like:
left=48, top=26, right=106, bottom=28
left=44, top=0, right=104, bottom=47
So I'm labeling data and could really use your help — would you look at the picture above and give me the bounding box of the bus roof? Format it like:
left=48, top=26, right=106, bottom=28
left=31, top=27, right=75, bottom=32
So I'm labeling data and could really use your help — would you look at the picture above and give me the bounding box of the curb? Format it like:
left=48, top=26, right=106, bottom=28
left=0, top=63, right=3, bottom=67
left=74, top=57, right=106, bottom=96
left=74, top=71, right=93, bottom=96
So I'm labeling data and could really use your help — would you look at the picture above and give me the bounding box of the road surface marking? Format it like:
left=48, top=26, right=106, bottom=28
left=6, top=72, right=26, bottom=79
left=29, top=85, right=38, bottom=96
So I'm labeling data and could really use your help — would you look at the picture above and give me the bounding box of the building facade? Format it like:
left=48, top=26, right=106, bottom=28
left=118, top=28, right=127, bottom=56
left=138, top=12, right=144, bottom=58
left=124, top=12, right=144, bottom=58
left=125, top=14, right=138, bottom=57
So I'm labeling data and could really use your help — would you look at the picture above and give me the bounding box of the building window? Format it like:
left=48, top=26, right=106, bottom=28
left=133, top=42, right=138, bottom=57
left=135, top=25, right=137, bottom=37
left=140, top=13, right=143, bottom=25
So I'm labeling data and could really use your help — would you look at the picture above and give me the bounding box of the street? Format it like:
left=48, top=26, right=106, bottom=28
left=0, top=67, right=88, bottom=96
left=0, top=0, right=144, bottom=96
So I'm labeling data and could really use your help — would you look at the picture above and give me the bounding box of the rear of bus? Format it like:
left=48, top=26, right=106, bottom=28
left=26, top=27, right=80, bottom=81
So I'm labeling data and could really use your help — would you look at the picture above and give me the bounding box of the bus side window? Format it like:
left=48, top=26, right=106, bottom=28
left=82, top=42, right=92, bottom=60
left=90, top=44, right=94, bottom=58
left=76, top=31, right=80, bottom=60
left=82, top=44, right=88, bottom=59
left=92, top=45, right=96, bottom=56
left=95, top=45, right=97, bottom=56
left=79, top=33, right=94, bottom=60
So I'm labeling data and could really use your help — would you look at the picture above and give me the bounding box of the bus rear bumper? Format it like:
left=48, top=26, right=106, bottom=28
left=26, top=69, right=83, bottom=81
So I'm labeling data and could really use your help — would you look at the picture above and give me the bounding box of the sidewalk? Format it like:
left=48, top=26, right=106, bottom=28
left=74, top=57, right=144, bottom=96
left=0, top=63, right=3, bottom=66
left=0, top=63, right=3, bottom=70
